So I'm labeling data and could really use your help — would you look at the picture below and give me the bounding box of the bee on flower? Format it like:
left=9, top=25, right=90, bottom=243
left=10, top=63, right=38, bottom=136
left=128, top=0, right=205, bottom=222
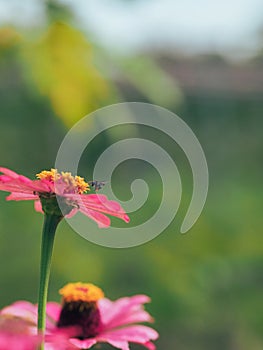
left=0, top=167, right=130, bottom=343
left=0, top=167, right=129, bottom=227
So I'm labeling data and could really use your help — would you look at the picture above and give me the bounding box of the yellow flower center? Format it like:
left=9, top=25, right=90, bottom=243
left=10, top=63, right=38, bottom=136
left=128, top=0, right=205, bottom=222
left=36, top=169, right=89, bottom=194
left=36, top=169, right=59, bottom=182
left=59, top=282, right=104, bottom=303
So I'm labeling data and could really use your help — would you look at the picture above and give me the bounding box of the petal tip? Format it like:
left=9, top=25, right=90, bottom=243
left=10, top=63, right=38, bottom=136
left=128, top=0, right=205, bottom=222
left=124, top=215, right=130, bottom=223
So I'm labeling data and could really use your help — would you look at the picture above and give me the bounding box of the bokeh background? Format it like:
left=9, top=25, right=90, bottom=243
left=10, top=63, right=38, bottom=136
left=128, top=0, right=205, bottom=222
left=0, top=0, right=263, bottom=349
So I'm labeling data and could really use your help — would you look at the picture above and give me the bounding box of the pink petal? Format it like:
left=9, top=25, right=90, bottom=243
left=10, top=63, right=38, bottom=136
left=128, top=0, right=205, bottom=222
left=6, top=193, right=39, bottom=201
left=0, top=301, right=37, bottom=325
left=23, top=179, right=51, bottom=192
left=34, top=200, right=44, bottom=213
left=0, top=178, right=50, bottom=194
left=100, top=325, right=159, bottom=343
left=18, top=175, right=35, bottom=184
left=0, top=175, right=14, bottom=182
left=101, top=339, right=130, bottom=350
left=45, top=331, right=78, bottom=350
left=99, top=295, right=152, bottom=329
left=0, top=167, right=20, bottom=178
left=78, top=194, right=108, bottom=204
left=0, top=183, right=36, bottom=194
left=0, top=302, right=60, bottom=334
left=112, top=308, right=153, bottom=327
left=143, top=341, right=156, bottom=350
left=0, top=168, right=53, bottom=194
left=66, top=194, right=130, bottom=223
left=70, top=337, right=97, bottom=349
left=0, top=333, right=41, bottom=350
left=79, top=208, right=111, bottom=228
left=46, top=302, right=62, bottom=325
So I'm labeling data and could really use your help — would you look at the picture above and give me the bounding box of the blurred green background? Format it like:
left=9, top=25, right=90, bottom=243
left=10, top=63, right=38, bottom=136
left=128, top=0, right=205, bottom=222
left=0, top=1, right=263, bottom=349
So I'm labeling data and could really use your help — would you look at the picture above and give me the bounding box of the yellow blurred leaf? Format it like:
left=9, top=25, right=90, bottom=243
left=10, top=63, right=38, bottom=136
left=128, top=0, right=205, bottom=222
left=23, top=22, right=109, bottom=127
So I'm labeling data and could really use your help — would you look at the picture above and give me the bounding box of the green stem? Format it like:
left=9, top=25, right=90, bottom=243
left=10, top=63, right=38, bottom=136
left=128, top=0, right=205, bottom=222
left=37, top=214, right=62, bottom=348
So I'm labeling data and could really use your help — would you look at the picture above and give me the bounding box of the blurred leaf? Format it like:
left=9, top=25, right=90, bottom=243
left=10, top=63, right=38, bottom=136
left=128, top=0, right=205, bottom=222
left=118, top=55, right=184, bottom=106
left=22, top=22, right=109, bottom=127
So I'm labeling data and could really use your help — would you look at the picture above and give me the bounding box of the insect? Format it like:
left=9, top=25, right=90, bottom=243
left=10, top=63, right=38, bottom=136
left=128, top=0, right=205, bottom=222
left=88, top=180, right=106, bottom=191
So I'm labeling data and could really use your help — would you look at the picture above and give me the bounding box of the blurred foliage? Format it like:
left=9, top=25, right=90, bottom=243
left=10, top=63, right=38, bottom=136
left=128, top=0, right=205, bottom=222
left=46, top=0, right=73, bottom=23
left=22, top=21, right=110, bottom=127
left=0, top=2, right=263, bottom=350
left=116, top=55, right=183, bottom=107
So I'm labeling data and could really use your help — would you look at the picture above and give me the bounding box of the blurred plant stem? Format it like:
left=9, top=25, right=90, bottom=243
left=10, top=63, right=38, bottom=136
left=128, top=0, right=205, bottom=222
left=37, top=214, right=61, bottom=349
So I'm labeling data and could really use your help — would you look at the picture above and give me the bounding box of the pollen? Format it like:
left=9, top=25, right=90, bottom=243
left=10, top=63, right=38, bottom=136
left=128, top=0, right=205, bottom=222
left=59, top=282, right=104, bottom=303
left=36, top=169, right=89, bottom=194
left=36, top=169, right=59, bottom=182
left=74, top=175, right=89, bottom=194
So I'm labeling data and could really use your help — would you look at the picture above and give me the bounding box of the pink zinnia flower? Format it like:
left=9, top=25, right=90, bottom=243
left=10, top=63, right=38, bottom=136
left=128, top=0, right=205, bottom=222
left=0, top=167, right=129, bottom=227
left=1, top=283, right=159, bottom=350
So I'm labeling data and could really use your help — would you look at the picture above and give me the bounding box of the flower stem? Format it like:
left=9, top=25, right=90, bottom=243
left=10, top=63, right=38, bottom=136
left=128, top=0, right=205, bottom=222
left=37, top=214, right=62, bottom=348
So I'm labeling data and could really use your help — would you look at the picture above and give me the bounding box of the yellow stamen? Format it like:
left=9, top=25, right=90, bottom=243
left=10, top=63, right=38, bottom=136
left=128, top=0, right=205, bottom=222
left=74, top=175, right=89, bottom=194
left=36, top=169, right=59, bottom=182
left=36, top=169, right=89, bottom=194
left=59, top=282, right=104, bottom=303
